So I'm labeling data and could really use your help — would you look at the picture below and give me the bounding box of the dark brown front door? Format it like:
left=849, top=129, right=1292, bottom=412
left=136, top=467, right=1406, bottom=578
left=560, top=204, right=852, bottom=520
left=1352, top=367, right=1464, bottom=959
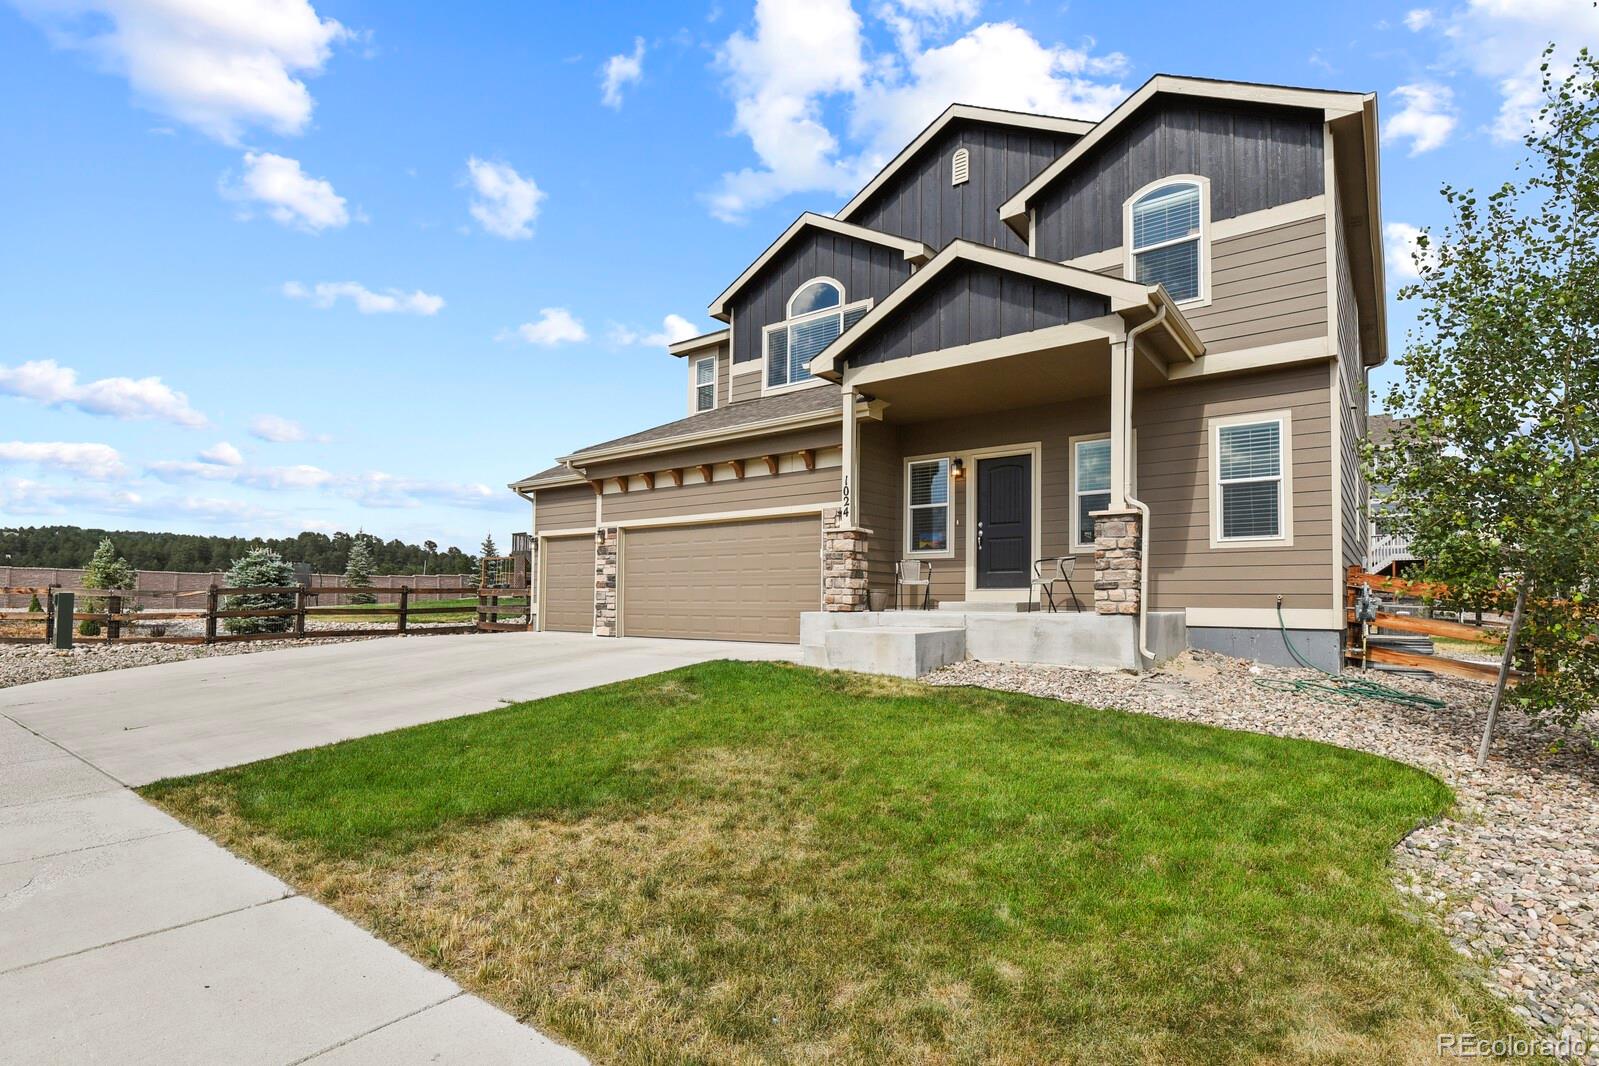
left=976, top=454, right=1031, bottom=589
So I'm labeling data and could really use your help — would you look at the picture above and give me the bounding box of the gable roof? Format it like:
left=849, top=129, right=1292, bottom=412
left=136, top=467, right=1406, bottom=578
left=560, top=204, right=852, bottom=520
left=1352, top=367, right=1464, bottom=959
left=667, top=328, right=729, bottom=358
left=707, top=214, right=935, bottom=321
left=998, top=75, right=1370, bottom=237
left=807, top=239, right=1202, bottom=378
left=510, top=463, right=584, bottom=491
left=834, top=104, right=1094, bottom=223
left=559, top=385, right=842, bottom=466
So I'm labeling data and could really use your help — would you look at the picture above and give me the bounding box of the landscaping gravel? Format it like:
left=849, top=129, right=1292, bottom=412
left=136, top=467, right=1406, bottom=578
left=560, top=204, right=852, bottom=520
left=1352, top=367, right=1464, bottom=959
left=928, top=652, right=1599, bottom=1059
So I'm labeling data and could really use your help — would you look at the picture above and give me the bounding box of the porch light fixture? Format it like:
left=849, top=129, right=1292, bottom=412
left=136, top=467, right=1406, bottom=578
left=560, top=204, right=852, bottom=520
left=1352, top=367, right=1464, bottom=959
left=950, top=457, right=965, bottom=481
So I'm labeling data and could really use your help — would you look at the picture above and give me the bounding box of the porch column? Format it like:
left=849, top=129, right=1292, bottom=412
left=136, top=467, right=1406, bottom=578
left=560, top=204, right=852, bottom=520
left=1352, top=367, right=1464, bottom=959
left=822, top=507, right=869, bottom=612
left=840, top=385, right=859, bottom=528
left=1107, top=338, right=1131, bottom=510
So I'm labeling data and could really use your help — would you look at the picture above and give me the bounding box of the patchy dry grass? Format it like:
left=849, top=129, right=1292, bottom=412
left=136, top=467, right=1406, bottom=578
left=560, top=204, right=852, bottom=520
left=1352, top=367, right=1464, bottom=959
left=144, top=661, right=1547, bottom=1064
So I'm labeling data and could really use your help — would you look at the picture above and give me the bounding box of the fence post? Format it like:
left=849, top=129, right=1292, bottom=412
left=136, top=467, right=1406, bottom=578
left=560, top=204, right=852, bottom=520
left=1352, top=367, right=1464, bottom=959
left=398, top=586, right=409, bottom=635
left=52, top=592, right=74, bottom=650
left=205, top=584, right=218, bottom=644
left=294, top=588, right=307, bottom=638
left=107, top=594, right=122, bottom=642
left=44, top=585, right=57, bottom=645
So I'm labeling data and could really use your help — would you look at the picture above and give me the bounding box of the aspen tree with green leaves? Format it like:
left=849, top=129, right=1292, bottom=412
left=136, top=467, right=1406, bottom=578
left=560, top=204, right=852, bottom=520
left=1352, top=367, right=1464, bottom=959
left=1370, top=48, right=1599, bottom=762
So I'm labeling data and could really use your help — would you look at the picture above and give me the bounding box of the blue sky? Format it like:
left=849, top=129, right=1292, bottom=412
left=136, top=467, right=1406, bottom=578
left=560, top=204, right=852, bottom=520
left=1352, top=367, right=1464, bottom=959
left=2, top=0, right=1592, bottom=553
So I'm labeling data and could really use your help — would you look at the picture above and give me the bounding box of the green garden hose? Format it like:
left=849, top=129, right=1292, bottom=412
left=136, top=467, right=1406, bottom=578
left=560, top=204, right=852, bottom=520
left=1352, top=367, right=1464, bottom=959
left=1251, top=602, right=1447, bottom=710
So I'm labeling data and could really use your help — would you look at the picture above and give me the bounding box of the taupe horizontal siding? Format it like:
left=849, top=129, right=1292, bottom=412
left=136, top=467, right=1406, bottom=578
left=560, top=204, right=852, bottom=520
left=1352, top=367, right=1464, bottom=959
left=1135, top=364, right=1334, bottom=611
left=731, top=370, right=761, bottom=404
left=857, top=420, right=903, bottom=603
left=1184, top=215, right=1328, bottom=355
left=601, top=467, right=839, bottom=523
left=582, top=423, right=840, bottom=481
left=534, top=484, right=596, bottom=532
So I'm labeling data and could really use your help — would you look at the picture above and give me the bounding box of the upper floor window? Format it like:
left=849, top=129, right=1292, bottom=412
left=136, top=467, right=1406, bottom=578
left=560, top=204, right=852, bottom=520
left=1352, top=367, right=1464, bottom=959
left=693, top=355, right=716, bottom=412
left=764, top=277, right=871, bottom=391
left=1128, top=178, right=1206, bottom=304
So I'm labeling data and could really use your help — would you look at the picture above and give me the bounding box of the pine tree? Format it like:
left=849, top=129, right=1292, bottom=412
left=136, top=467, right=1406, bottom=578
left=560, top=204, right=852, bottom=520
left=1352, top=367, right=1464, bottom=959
left=480, top=533, right=498, bottom=558
left=79, top=537, right=135, bottom=636
left=222, top=548, right=296, bottom=635
left=345, top=533, right=376, bottom=605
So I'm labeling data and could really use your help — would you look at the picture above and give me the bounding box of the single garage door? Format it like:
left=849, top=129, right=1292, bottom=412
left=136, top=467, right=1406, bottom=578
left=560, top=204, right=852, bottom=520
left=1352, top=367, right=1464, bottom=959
left=621, top=514, right=820, bottom=643
left=540, top=535, right=592, bottom=633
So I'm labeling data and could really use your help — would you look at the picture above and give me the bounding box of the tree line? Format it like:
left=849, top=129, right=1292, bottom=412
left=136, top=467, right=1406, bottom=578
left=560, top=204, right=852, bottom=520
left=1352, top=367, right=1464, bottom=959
left=0, top=525, right=484, bottom=577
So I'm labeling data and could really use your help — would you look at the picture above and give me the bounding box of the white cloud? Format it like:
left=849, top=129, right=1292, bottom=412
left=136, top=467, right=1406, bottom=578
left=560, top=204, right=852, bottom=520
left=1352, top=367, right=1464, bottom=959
left=1419, top=0, right=1599, bottom=142
left=708, top=1, right=1126, bottom=221
left=12, top=0, right=350, bottom=144
left=601, top=37, right=646, bottom=108
left=874, top=0, right=979, bottom=53
left=511, top=308, right=588, bottom=346
left=0, top=441, right=127, bottom=480
left=248, top=413, right=327, bottom=443
left=1384, top=82, right=1458, bottom=154
left=465, top=157, right=544, bottom=239
left=199, top=441, right=244, bottom=466
left=1404, top=8, right=1435, bottom=30
left=147, top=458, right=334, bottom=490
left=224, top=152, right=349, bottom=231
left=0, top=359, right=208, bottom=427
left=0, top=478, right=144, bottom=516
left=283, top=280, right=444, bottom=315
left=1384, top=221, right=1437, bottom=284
left=646, top=314, right=701, bottom=347
left=341, top=473, right=512, bottom=510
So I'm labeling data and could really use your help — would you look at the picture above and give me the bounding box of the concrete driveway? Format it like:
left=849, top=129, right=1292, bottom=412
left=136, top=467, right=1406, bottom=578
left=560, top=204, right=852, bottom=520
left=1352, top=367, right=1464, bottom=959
left=0, top=631, right=795, bottom=1064
left=1, top=630, right=796, bottom=786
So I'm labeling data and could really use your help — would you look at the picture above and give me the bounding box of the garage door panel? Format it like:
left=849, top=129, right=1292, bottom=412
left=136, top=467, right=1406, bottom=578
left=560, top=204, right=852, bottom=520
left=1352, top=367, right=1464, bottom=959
left=622, top=515, right=820, bottom=643
left=541, top=536, right=592, bottom=633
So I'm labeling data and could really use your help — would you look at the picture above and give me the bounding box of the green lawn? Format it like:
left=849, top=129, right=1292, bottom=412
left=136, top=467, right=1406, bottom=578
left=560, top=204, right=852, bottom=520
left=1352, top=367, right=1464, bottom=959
left=322, top=595, right=528, bottom=624
left=142, top=662, right=1537, bottom=1064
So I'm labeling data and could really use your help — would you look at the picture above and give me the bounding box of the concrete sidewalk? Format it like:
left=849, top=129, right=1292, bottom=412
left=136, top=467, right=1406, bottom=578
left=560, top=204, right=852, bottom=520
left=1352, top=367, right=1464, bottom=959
left=1, top=632, right=795, bottom=1064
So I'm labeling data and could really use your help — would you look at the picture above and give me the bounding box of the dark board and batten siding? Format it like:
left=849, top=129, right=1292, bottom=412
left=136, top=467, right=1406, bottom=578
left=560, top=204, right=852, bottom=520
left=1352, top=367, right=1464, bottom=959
left=846, top=121, right=1080, bottom=254
left=846, top=262, right=1110, bottom=368
left=729, top=230, right=912, bottom=365
left=1034, top=100, right=1325, bottom=261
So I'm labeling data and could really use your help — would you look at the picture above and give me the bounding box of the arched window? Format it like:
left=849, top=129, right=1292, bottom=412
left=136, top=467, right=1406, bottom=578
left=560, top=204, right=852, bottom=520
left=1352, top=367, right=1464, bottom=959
left=788, top=279, right=842, bottom=317
left=1127, top=179, right=1206, bottom=304
left=764, top=277, right=871, bottom=391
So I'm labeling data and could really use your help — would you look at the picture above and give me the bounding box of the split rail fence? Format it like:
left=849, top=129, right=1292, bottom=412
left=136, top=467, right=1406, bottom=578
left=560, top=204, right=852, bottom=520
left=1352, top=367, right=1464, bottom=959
left=1344, top=565, right=1516, bottom=684
left=0, top=584, right=532, bottom=646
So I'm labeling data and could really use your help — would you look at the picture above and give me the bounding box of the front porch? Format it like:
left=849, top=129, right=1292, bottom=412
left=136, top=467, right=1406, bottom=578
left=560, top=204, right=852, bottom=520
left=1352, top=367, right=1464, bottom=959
left=800, top=605, right=1188, bottom=677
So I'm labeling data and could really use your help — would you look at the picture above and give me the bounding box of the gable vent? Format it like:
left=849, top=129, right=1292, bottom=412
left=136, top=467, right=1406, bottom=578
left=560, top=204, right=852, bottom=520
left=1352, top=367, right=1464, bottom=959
left=951, top=147, right=970, bottom=187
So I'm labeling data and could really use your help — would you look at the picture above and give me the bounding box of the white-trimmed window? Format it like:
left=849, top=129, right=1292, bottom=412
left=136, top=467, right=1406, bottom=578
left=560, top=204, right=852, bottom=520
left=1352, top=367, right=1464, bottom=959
left=1127, top=178, right=1207, bottom=304
left=764, top=277, right=871, bottom=391
left=1211, top=412, right=1293, bottom=546
left=906, top=458, right=951, bottom=555
left=693, top=355, right=716, bottom=412
left=1071, top=435, right=1111, bottom=550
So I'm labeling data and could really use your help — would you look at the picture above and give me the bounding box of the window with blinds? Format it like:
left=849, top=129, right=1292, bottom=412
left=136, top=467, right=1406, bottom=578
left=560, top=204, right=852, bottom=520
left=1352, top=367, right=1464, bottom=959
left=1073, top=437, right=1111, bottom=548
left=764, top=280, right=872, bottom=389
left=694, top=356, right=715, bottom=411
left=1216, top=419, right=1283, bottom=540
left=1131, top=182, right=1203, bottom=303
left=907, top=458, right=950, bottom=553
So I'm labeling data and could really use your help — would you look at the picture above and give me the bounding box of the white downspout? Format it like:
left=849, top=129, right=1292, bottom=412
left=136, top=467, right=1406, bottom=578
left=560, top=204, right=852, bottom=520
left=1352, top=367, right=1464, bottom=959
left=1122, top=303, right=1166, bottom=665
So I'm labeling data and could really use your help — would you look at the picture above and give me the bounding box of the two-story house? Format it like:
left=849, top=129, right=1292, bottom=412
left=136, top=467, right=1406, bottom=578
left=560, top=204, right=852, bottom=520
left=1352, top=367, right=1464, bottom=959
left=512, top=75, right=1384, bottom=672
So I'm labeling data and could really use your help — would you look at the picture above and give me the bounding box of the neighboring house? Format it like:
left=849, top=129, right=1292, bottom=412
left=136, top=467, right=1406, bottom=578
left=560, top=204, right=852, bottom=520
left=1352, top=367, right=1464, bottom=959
left=1366, top=413, right=1418, bottom=574
left=512, top=75, right=1385, bottom=670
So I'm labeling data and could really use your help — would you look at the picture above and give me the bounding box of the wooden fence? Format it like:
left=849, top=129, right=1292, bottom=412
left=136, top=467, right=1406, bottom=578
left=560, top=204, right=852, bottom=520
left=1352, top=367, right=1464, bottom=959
left=0, top=584, right=532, bottom=646
left=1344, top=566, right=1515, bottom=684
left=0, top=567, right=505, bottom=610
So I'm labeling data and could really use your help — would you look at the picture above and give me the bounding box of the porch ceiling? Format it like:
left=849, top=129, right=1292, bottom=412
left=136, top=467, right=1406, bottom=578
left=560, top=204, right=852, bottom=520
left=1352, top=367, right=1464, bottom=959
left=861, top=334, right=1164, bottom=423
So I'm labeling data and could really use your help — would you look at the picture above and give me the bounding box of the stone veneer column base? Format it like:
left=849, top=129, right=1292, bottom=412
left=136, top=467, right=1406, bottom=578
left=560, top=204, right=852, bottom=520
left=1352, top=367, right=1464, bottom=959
left=821, top=507, right=870, bottom=613
left=1092, top=509, right=1142, bottom=616
left=594, top=526, right=618, bottom=635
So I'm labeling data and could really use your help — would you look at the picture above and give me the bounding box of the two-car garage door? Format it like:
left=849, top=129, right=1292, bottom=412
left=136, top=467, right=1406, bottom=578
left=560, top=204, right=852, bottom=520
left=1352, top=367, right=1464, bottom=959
left=623, top=514, right=821, bottom=643
left=540, top=515, right=821, bottom=642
